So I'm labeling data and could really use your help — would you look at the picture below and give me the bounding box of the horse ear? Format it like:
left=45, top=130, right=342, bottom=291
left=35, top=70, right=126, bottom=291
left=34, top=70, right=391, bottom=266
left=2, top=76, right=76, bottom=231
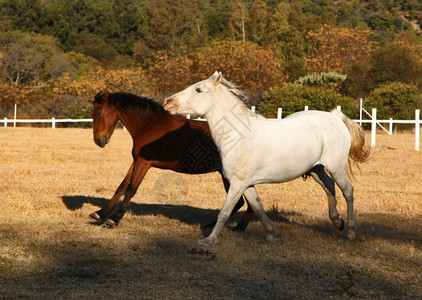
left=100, top=90, right=110, bottom=104
left=211, top=71, right=222, bottom=86
left=93, top=90, right=110, bottom=104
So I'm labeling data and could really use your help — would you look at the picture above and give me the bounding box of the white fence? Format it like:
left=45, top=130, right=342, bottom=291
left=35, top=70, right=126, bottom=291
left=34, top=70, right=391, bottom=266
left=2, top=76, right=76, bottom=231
left=1, top=106, right=421, bottom=151
left=0, top=117, right=93, bottom=129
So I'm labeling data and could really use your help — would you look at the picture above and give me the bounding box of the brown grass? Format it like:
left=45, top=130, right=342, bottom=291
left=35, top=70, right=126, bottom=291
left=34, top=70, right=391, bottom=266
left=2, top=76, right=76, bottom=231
left=0, top=128, right=421, bottom=299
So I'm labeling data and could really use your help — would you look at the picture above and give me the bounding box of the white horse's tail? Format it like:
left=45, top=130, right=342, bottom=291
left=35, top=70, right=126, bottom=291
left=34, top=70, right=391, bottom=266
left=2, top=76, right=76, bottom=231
left=331, top=109, right=370, bottom=178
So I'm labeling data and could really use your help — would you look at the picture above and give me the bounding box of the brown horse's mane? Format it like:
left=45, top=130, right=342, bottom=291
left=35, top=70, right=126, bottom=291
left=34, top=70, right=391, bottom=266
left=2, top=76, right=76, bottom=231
left=95, top=92, right=167, bottom=119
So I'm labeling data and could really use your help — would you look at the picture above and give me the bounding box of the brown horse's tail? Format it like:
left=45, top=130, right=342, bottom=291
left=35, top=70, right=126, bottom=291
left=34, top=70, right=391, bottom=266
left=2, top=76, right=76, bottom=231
left=331, top=109, right=370, bottom=179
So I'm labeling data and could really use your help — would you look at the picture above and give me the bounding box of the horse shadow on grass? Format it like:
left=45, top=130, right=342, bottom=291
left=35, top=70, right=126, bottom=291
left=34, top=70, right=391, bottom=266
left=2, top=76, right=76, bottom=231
left=287, top=213, right=422, bottom=246
left=61, top=195, right=422, bottom=245
left=62, top=195, right=292, bottom=236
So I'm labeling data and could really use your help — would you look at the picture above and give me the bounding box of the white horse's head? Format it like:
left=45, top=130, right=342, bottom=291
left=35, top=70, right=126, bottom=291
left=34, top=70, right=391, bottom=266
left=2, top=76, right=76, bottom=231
left=164, top=71, right=223, bottom=116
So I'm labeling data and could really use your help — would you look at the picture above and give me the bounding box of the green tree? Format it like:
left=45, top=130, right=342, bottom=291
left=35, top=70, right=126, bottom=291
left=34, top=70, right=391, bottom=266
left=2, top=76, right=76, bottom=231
left=204, top=0, right=229, bottom=40
left=0, top=30, right=69, bottom=85
left=265, top=2, right=307, bottom=81
left=367, top=43, right=422, bottom=90
left=248, top=0, right=268, bottom=44
left=107, top=0, right=145, bottom=56
left=0, top=0, right=44, bottom=32
left=41, top=0, right=102, bottom=51
left=139, top=0, right=208, bottom=52
left=342, top=59, right=372, bottom=98
left=265, top=2, right=290, bottom=45
left=228, top=0, right=248, bottom=43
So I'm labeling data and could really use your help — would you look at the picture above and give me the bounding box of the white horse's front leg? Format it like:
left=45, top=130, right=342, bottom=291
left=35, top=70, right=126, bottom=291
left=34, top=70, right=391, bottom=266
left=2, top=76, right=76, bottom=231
left=199, top=183, right=246, bottom=246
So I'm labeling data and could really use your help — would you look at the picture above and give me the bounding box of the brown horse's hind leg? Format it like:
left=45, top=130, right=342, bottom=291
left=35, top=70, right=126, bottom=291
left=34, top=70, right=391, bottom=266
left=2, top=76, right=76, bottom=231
left=89, top=161, right=135, bottom=222
left=103, top=159, right=150, bottom=227
left=204, top=196, right=246, bottom=229
left=233, top=204, right=254, bottom=231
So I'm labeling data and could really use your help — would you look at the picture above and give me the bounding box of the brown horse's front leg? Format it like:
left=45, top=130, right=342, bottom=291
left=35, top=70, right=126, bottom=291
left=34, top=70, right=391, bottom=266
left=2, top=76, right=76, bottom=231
left=103, top=159, right=150, bottom=227
left=89, top=161, right=135, bottom=222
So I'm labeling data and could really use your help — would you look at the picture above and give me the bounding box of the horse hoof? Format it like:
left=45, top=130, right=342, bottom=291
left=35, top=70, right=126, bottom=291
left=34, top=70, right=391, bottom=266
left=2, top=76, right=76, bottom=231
left=104, top=218, right=117, bottom=228
left=347, top=231, right=357, bottom=241
left=339, top=219, right=345, bottom=231
left=232, top=224, right=247, bottom=232
left=265, top=231, right=279, bottom=242
left=198, top=236, right=217, bottom=246
left=89, top=212, right=101, bottom=221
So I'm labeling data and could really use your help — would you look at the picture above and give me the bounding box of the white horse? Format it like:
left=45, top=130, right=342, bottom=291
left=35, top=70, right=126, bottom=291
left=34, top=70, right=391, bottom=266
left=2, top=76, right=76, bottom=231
left=164, top=72, right=370, bottom=246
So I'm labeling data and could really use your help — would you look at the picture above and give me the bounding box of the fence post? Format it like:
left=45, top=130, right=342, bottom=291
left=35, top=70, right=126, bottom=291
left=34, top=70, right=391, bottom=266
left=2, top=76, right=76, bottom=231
left=14, top=103, right=17, bottom=128
left=52, top=117, right=56, bottom=129
left=389, top=118, right=393, bottom=135
left=337, top=106, right=341, bottom=112
left=359, top=98, right=363, bottom=126
left=415, top=109, right=420, bottom=151
left=4, top=117, right=7, bottom=128
left=251, top=106, right=256, bottom=113
left=304, top=106, right=308, bottom=111
left=371, top=108, right=377, bottom=147
left=277, top=107, right=282, bottom=119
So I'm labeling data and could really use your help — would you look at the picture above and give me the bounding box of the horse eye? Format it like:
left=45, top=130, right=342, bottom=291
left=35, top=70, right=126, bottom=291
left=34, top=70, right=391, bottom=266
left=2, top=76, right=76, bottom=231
left=195, top=88, right=202, bottom=93
left=97, top=110, right=102, bottom=116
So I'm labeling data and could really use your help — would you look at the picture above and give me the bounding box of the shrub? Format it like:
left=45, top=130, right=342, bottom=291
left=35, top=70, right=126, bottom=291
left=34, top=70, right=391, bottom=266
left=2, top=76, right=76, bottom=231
left=364, top=82, right=422, bottom=121
left=62, top=97, right=92, bottom=128
left=294, top=72, right=346, bottom=89
left=258, top=83, right=356, bottom=118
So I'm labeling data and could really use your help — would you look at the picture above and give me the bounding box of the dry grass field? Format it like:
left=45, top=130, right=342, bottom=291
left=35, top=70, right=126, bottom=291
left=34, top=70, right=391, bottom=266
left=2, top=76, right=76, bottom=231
left=0, top=127, right=421, bottom=299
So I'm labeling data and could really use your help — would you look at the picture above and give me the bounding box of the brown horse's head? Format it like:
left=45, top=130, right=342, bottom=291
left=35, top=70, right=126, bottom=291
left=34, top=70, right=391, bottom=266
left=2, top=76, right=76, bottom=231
left=90, top=91, right=119, bottom=148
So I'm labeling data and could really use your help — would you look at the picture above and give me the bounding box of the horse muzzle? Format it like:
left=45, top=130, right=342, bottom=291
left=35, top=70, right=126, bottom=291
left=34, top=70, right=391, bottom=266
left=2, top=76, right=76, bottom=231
left=163, top=97, right=178, bottom=113
left=95, top=136, right=109, bottom=148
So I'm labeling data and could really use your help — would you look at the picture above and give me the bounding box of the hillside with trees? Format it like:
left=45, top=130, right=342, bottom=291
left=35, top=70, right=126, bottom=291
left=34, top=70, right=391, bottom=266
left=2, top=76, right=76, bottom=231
left=0, top=0, right=421, bottom=122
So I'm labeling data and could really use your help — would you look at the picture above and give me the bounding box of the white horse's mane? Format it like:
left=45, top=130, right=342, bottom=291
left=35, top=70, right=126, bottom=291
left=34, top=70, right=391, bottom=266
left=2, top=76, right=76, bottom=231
left=219, top=77, right=249, bottom=104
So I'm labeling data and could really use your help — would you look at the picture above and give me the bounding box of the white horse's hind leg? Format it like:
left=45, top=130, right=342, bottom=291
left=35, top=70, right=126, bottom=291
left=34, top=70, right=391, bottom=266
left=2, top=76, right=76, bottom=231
left=242, top=187, right=278, bottom=241
left=330, top=171, right=357, bottom=240
left=309, top=165, right=345, bottom=231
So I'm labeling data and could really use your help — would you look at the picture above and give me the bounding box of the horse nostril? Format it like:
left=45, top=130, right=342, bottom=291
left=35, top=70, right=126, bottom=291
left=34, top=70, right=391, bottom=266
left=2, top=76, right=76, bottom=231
left=95, top=136, right=108, bottom=148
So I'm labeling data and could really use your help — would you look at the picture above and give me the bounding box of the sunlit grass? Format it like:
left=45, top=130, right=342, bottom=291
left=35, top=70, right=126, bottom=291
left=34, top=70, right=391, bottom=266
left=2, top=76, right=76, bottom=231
left=0, top=128, right=421, bottom=299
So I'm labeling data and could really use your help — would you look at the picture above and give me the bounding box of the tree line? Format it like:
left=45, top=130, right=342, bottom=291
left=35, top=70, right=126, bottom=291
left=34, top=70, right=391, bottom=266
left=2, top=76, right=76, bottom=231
left=0, top=0, right=421, bottom=123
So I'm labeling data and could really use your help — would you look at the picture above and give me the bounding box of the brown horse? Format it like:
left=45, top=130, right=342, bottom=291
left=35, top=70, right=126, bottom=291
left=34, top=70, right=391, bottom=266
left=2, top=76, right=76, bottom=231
left=89, top=91, right=254, bottom=229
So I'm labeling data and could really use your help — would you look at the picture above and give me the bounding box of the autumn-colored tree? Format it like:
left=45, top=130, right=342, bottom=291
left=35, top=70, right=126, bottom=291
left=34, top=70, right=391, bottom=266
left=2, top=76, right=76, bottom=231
left=194, top=40, right=284, bottom=97
left=145, top=50, right=194, bottom=96
left=52, top=67, right=149, bottom=97
left=394, top=30, right=422, bottom=63
left=306, top=25, right=373, bottom=74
